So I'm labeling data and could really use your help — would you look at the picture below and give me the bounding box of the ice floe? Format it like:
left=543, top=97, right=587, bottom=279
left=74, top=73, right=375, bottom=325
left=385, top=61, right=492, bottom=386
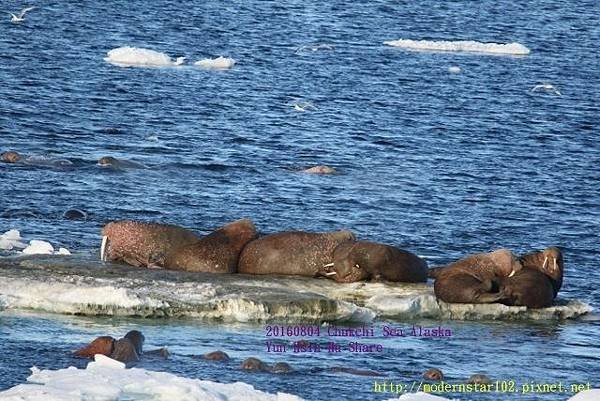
left=568, top=389, right=600, bottom=401
left=0, top=255, right=591, bottom=322
left=194, top=56, right=236, bottom=69
left=0, top=355, right=304, bottom=401
left=0, top=229, right=26, bottom=250
left=384, top=39, right=530, bottom=55
left=1, top=231, right=70, bottom=255
left=105, top=47, right=186, bottom=67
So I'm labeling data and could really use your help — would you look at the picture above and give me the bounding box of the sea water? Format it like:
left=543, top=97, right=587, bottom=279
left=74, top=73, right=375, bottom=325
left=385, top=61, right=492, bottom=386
left=1, top=0, right=599, bottom=400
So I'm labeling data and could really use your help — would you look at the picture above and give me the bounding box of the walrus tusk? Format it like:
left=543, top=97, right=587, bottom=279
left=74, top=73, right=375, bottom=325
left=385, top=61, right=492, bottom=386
left=324, top=272, right=337, bottom=276
left=322, top=263, right=334, bottom=268
left=100, top=236, right=108, bottom=262
left=542, top=256, right=548, bottom=269
left=508, top=269, right=516, bottom=278
left=553, top=257, right=557, bottom=271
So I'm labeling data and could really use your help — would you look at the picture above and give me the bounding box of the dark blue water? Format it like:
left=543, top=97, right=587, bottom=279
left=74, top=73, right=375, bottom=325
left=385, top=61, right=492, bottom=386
left=1, top=0, right=599, bottom=400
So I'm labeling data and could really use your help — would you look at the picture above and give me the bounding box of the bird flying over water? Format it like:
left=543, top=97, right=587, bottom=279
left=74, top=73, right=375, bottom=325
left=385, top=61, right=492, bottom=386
left=8, top=6, right=35, bottom=23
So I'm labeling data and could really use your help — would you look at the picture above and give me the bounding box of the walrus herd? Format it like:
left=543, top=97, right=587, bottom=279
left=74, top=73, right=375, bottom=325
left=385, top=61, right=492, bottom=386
left=100, top=218, right=564, bottom=309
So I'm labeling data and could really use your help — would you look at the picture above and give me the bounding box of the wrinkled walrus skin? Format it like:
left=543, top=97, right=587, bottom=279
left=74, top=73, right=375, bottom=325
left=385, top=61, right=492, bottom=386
left=164, top=219, right=258, bottom=273
left=101, top=220, right=200, bottom=268
left=432, top=249, right=523, bottom=304
left=326, top=241, right=428, bottom=283
left=238, top=230, right=356, bottom=277
left=497, top=247, right=564, bottom=308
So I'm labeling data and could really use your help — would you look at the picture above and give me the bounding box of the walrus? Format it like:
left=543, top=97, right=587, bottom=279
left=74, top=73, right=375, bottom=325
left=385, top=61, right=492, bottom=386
left=164, top=219, right=257, bottom=273
left=324, top=241, right=428, bottom=283
left=423, top=368, right=444, bottom=381
left=240, top=357, right=270, bottom=372
left=201, top=350, right=230, bottom=361
left=98, top=156, right=147, bottom=169
left=74, top=336, right=115, bottom=358
left=497, top=247, right=564, bottom=308
left=101, top=220, right=200, bottom=268
left=302, top=165, right=336, bottom=174
left=432, top=249, right=522, bottom=304
left=0, top=151, right=21, bottom=163
left=110, top=338, right=140, bottom=364
left=238, top=230, right=356, bottom=276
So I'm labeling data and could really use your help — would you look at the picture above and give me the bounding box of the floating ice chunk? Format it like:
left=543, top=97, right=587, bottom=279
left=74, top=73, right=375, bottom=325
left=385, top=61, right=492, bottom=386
left=448, top=66, right=461, bottom=73
left=56, top=248, right=71, bottom=255
left=0, top=363, right=305, bottom=401
left=0, top=229, right=26, bottom=250
left=105, top=47, right=186, bottom=67
left=89, top=354, right=126, bottom=370
left=194, top=56, right=236, bottom=70
left=384, top=39, right=530, bottom=55
left=22, top=240, right=54, bottom=255
left=568, top=389, right=600, bottom=401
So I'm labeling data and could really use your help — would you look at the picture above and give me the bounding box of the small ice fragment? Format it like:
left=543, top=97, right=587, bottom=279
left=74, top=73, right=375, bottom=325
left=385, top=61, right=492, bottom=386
left=56, top=248, right=71, bottom=255
left=194, top=56, right=236, bottom=69
left=448, top=66, right=461, bottom=73
left=22, top=240, right=54, bottom=255
left=0, top=229, right=27, bottom=250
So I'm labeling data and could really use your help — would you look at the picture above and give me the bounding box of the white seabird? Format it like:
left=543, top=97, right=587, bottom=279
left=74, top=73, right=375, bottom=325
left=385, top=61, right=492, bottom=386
left=531, top=83, right=561, bottom=96
left=8, top=6, right=35, bottom=23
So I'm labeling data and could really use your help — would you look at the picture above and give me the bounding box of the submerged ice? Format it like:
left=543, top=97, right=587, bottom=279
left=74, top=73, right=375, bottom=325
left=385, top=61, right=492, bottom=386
left=194, top=56, right=236, bottom=69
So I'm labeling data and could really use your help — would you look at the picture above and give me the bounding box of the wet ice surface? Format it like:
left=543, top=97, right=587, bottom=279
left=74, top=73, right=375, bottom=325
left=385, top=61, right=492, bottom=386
left=0, top=255, right=591, bottom=322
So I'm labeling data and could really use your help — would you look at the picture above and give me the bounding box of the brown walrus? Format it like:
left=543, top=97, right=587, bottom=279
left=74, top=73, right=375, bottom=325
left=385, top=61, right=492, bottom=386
left=324, top=241, right=428, bottom=283
left=432, top=249, right=522, bottom=304
left=164, top=219, right=258, bottom=273
left=74, top=330, right=151, bottom=365
left=498, top=247, right=564, bottom=308
left=238, top=230, right=356, bottom=276
left=1, top=151, right=21, bottom=163
left=73, top=336, right=115, bottom=358
left=101, top=220, right=200, bottom=268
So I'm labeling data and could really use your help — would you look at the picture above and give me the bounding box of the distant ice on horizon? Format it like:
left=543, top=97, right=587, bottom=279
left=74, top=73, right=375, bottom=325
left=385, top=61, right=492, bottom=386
left=384, top=39, right=530, bottom=55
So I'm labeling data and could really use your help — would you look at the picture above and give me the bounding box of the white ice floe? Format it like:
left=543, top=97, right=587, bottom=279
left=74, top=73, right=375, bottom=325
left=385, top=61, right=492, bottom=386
left=194, top=56, right=236, bottom=70
left=0, top=255, right=592, bottom=322
left=448, top=66, right=461, bottom=74
left=568, top=389, right=600, bottom=401
left=21, top=240, right=71, bottom=256
left=530, top=83, right=561, bottom=96
left=0, top=277, right=167, bottom=316
left=0, top=355, right=304, bottom=401
left=0, top=229, right=27, bottom=250
left=384, top=39, right=530, bottom=56
left=105, top=47, right=186, bottom=67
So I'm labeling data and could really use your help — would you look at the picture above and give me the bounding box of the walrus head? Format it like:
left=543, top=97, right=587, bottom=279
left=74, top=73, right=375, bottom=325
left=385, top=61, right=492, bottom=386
left=1, top=151, right=21, bottom=163
left=326, top=241, right=371, bottom=283
left=97, top=156, right=118, bottom=166
left=124, top=330, right=145, bottom=356
left=73, top=336, right=115, bottom=358
left=487, top=249, right=522, bottom=278
left=519, top=246, right=563, bottom=294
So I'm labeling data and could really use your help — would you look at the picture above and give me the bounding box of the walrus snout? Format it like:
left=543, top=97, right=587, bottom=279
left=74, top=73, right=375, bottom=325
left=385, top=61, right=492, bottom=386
left=0, top=151, right=21, bottom=163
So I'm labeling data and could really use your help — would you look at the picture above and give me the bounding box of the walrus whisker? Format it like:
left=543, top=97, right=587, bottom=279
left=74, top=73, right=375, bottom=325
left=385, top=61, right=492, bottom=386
left=542, top=256, right=548, bottom=269
left=100, top=236, right=108, bottom=262
left=324, top=272, right=337, bottom=276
